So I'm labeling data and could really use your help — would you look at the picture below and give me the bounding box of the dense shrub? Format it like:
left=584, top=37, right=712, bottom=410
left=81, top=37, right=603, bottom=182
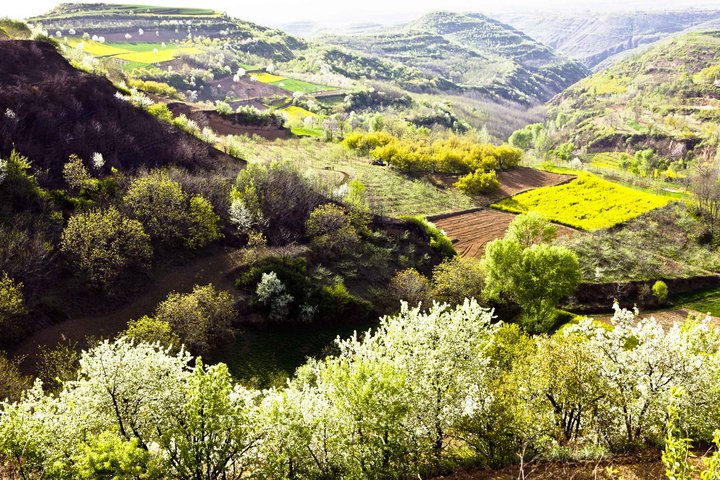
left=388, top=268, right=430, bottom=307
left=154, top=284, right=236, bottom=353
left=404, top=216, right=457, bottom=258
left=123, top=316, right=180, bottom=351
left=60, top=207, right=152, bottom=291
left=232, top=162, right=324, bottom=244
left=123, top=171, right=221, bottom=249
left=236, top=255, right=371, bottom=322
left=305, top=204, right=360, bottom=259
left=454, top=170, right=500, bottom=195
left=430, top=257, right=485, bottom=305
left=0, top=272, right=27, bottom=342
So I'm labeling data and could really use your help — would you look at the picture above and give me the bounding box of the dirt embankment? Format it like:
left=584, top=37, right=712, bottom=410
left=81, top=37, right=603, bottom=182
left=435, top=450, right=673, bottom=480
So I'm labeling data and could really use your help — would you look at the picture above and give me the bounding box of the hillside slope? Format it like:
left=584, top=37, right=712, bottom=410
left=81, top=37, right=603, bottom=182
left=540, top=30, right=720, bottom=158
left=322, top=11, right=588, bottom=104
left=496, top=10, right=720, bottom=69
left=0, top=39, right=235, bottom=186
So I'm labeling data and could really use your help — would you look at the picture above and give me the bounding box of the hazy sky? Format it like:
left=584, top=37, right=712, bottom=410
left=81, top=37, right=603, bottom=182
left=6, top=0, right=720, bottom=28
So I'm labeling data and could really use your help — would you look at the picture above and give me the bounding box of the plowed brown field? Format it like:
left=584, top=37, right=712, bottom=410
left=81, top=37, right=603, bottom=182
left=435, top=209, right=578, bottom=259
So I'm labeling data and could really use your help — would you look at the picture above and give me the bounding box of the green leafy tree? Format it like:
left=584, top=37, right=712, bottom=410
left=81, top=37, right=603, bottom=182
left=186, top=195, right=222, bottom=249
left=60, top=207, right=152, bottom=290
left=504, top=211, right=557, bottom=248
left=122, top=171, right=188, bottom=244
left=160, top=361, right=261, bottom=480
left=154, top=284, right=236, bottom=353
left=484, top=240, right=580, bottom=332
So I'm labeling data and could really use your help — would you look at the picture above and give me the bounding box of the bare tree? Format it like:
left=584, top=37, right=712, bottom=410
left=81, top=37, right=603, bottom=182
left=691, top=162, right=720, bottom=240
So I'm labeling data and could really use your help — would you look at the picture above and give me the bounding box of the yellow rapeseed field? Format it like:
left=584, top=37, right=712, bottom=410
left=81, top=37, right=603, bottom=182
left=492, top=173, right=674, bottom=231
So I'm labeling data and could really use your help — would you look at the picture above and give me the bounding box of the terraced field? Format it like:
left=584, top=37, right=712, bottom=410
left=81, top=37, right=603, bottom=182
left=434, top=209, right=578, bottom=259
left=434, top=209, right=518, bottom=258
left=68, top=39, right=201, bottom=65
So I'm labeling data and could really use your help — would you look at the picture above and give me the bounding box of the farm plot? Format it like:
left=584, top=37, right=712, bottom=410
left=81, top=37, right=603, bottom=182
left=251, top=72, right=333, bottom=94
left=492, top=173, right=674, bottom=231
left=435, top=209, right=578, bottom=259
left=69, top=39, right=200, bottom=65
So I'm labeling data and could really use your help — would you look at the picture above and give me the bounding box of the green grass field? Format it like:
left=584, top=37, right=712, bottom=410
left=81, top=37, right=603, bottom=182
left=493, top=172, right=674, bottom=231
left=674, top=288, right=720, bottom=317
left=270, top=78, right=332, bottom=94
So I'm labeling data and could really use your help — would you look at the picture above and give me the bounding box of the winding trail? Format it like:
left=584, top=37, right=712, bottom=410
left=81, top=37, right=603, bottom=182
left=12, top=248, right=242, bottom=369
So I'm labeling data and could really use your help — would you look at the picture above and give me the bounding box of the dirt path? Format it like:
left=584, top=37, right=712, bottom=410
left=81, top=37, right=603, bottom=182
left=12, top=248, right=243, bottom=368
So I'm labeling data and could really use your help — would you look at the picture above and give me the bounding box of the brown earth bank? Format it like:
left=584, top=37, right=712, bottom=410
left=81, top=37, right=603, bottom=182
left=167, top=101, right=292, bottom=140
left=0, top=40, right=239, bottom=187
left=433, top=209, right=578, bottom=259
left=434, top=450, right=674, bottom=479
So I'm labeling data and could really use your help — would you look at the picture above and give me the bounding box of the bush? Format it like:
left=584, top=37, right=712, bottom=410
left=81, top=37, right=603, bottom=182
left=431, top=257, right=485, bottom=305
left=60, top=207, right=153, bottom=291
left=256, top=272, right=294, bottom=322
left=388, top=268, right=430, bottom=307
left=0, top=272, right=27, bottom=341
left=154, top=284, right=236, bottom=353
left=123, top=316, right=180, bottom=351
left=305, top=204, right=360, bottom=258
left=0, top=353, right=31, bottom=402
left=123, top=171, right=221, bottom=249
left=233, top=162, right=324, bottom=244
left=454, top=170, right=500, bottom=195
left=652, top=280, right=669, bottom=303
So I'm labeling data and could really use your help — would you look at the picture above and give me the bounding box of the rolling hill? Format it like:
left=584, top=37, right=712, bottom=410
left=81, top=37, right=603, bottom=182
left=537, top=30, right=720, bottom=159
left=496, top=10, right=720, bottom=69
left=322, top=11, right=589, bottom=104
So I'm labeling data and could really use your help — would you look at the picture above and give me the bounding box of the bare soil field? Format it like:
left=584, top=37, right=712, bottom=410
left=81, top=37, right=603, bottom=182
left=435, top=209, right=577, bottom=259
left=492, top=167, right=575, bottom=201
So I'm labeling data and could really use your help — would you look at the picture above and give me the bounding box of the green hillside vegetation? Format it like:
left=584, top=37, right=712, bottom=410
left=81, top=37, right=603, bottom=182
left=532, top=31, right=720, bottom=163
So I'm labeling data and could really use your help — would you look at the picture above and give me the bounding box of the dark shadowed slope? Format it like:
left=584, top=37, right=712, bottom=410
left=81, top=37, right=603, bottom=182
left=0, top=40, right=238, bottom=187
